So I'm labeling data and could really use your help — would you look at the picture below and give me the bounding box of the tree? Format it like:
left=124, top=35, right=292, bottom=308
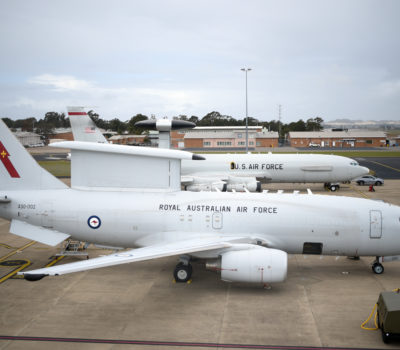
left=109, top=118, right=127, bottom=134
left=188, top=115, right=199, bottom=125
left=198, top=111, right=239, bottom=126
left=306, top=117, right=324, bottom=131
left=87, top=110, right=110, bottom=130
left=127, top=114, right=148, bottom=134
left=2, top=118, right=14, bottom=128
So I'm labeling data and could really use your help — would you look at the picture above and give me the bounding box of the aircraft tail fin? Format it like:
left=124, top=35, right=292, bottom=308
left=67, top=107, right=108, bottom=143
left=0, top=119, right=67, bottom=190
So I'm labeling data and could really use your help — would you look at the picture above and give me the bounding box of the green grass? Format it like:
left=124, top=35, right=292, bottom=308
left=38, top=160, right=71, bottom=177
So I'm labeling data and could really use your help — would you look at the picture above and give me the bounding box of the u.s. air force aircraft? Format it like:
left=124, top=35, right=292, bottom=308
left=68, top=107, right=369, bottom=192
left=0, top=119, right=399, bottom=285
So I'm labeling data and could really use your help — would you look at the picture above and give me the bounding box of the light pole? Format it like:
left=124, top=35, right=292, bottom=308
left=241, top=68, right=251, bottom=152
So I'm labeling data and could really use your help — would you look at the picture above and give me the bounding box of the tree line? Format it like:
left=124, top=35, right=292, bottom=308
left=2, top=111, right=323, bottom=139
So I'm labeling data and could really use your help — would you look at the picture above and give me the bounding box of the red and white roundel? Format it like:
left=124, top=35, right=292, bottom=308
left=87, top=215, right=101, bottom=229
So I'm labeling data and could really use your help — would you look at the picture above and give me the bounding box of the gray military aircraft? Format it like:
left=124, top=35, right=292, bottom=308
left=68, top=107, right=369, bottom=192
left=0, top=120, right=399, bottom=284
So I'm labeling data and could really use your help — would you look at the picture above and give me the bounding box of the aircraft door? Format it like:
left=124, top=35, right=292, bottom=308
left=41, top=202, right=53, bottom=228
left=212, top=212, right=223, bottom=229
left=370, top=210, right=382, bottom=239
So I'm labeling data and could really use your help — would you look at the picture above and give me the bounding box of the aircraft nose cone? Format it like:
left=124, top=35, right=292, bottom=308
left=359, top=166, right=370, bottom=175
left=353, top=166, right=370, bottom=178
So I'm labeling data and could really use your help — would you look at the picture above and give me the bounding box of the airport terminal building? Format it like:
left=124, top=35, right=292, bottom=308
left=288, top=130, right=387, bottom=148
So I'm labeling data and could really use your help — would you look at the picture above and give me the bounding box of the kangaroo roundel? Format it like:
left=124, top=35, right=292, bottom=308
left=88, top=215, right=101, bottom=229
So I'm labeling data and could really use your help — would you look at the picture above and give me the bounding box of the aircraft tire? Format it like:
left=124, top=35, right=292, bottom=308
left=381, top=329, right=391, bottom=344
left=174, top=263, right=192, bottom=283
left=330, top=185, right=338, bottom=191
left=372, top=262, right=384, bottom=274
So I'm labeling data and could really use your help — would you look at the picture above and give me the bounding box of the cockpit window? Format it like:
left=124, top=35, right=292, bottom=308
left=350, top=161, right=359, bottom=166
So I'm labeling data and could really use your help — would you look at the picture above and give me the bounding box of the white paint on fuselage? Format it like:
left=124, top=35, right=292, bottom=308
left=2, top=189, right=399, bottom=258
left=182, top=153, right=369, bottom=183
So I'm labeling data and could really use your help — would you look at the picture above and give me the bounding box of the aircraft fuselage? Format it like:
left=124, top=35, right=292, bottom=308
left=182, top=153, right=369, bottom=183
left=2, top=189, right=399, bottom=258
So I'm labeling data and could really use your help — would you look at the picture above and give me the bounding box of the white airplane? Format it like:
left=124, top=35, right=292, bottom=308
left=68, top=107, right=369, bottom=192
left=1, top=119, right=399, bottom=285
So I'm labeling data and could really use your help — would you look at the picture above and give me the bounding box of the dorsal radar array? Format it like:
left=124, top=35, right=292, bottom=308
left=135, top=119, right=195, bottom=149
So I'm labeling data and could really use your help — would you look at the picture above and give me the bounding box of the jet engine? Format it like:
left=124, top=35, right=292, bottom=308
left=184, top=182, right=227, bottom=192
left=226, top=177, right=262, bottom=192
left=206, top=247, right=287, bottom=283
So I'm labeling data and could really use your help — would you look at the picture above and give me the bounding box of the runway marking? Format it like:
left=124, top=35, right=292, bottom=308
left=0, top=335, right=385, bottom=350
left=368, top=160, right=400, bottom=173
left=0, top=260, right=31, bottom=284
left=0, top=241, right=36, bottom=262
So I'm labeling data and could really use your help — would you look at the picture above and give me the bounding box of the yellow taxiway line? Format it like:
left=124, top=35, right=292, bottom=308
left=0, top=260, right=32, bottom=284
left=45, top=255, right=65, bottom=267
left=349, top=184, right=370, bottom=199
left=0, top=241, right=36, bottom=263
left=369, top=160, right=400, bottom=173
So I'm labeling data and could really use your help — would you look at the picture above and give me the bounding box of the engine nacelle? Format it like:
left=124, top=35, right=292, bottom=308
left=219, top=247, right=287, bottom=283
left=226, top=177, right=262, bottom=192
left=185, top=182, right=227, bottom=192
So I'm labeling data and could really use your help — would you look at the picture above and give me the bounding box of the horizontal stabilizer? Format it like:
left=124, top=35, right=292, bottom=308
left=10, top=220, right=70, bottom=246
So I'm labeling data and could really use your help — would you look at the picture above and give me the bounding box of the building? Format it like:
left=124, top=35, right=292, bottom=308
left=183, top=126, right=278, bottom=150
left=13, top=131, right=42, bottom=147
left=288, top=130, right=387, bottom=148
left=108, top=134, right=147, bottom=145
left=47, top=128, right=74, bottom=142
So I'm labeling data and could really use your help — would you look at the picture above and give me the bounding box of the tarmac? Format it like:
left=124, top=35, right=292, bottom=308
left=1, top=181, right=400, bottom=350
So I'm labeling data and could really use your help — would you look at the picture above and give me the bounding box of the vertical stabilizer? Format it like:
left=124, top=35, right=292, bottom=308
left=0, top=119, right=67, bottom=190
left=67, top=107, right=108, bottom=143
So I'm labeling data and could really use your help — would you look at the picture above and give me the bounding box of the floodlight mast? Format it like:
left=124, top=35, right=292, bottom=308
left=241, top=68, right=252, bottom=152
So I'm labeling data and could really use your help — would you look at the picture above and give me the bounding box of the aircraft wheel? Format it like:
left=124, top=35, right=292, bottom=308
left=174, top=263, right=192, bottom=282
left=381, top=329, right=391, bottom=344
left=330, top=185, right=339, bottom=191
left=372, top=262, right=384, bottom=274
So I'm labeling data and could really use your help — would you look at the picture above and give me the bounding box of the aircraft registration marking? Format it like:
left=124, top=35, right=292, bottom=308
left=17, top=204, right=36, bottom=210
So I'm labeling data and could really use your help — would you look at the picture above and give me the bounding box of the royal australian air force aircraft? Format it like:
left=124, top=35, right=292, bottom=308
left=68, top=107, right=369, bottom=192
left=0, top=119, right=399, bottom=284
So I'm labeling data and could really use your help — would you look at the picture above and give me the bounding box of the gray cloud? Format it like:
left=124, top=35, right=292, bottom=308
left=0, top=0, right=399, bottom=122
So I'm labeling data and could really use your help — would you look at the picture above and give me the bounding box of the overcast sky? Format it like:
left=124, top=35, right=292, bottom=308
left=0, top=0, right=399, bottom=123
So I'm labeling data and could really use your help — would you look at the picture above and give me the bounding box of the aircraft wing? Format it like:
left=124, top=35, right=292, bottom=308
left=19, top=235, right=251, bottom=281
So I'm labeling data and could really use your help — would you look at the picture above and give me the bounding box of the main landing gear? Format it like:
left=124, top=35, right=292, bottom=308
left=324, top=183, right=340, bottom=192
left=372, top=257, right=384, bottom=274
left=173, top=256, right=193, bottom=283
